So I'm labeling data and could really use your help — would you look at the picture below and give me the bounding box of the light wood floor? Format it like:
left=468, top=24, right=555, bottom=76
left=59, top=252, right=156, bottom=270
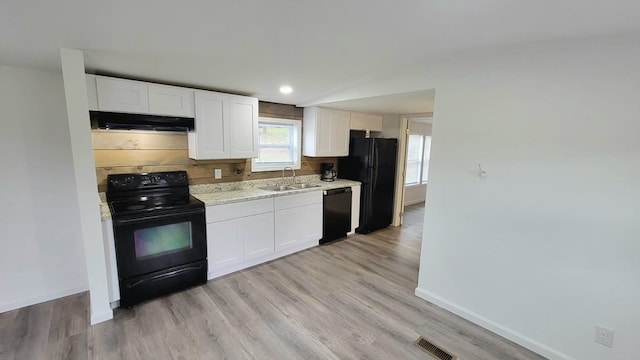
left=0, top=203, right=547, bottom=359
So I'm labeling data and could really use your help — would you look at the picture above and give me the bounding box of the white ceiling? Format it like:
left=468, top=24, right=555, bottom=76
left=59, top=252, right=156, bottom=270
left=2, top=1, right=640, bottom=114
left=320, top=89, right=435, bottom=115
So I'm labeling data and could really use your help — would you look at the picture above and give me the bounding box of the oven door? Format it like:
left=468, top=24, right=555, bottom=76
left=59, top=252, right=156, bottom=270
left=112, top=208, right=206, bottom=280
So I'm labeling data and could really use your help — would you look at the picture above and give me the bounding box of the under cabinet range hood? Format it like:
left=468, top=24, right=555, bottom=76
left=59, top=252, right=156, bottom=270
left=90, top=111, right=195, bottom=132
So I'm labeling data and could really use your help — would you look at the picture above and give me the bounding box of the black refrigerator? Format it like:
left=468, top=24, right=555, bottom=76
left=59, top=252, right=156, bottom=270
left=338, top=137, right=397, bottom=234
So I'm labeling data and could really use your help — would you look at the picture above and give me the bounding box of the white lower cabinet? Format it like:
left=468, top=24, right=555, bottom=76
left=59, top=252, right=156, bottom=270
left=274, top=191, right=323, bottom=254
left=242, top=212, right=275, bottom=260
left=275, top=204, right=322, bottom=253
left=207, top=218, right=244, bottom=269
left=205, top=191, right=323, bottom=279
left=349, top=185, right=361, bottom=234
left=206, top=198, right=274, bottom=278
left=207, top=212, right=274, bottom=272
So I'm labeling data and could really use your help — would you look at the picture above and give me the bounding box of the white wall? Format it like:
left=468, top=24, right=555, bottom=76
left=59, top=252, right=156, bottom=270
left=416, top=35, right=640, bottom=360
left=0, top=65, right=88, bottom=312
left=60, top=49, right=112, bottom=324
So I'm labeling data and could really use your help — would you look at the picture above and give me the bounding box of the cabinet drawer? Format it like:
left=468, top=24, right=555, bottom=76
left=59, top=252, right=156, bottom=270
left=274, top=191, right=322, bottom=211
left=206, top=198, right=273, bottom=223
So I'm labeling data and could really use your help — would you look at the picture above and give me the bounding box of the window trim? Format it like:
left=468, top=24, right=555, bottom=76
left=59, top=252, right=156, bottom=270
left=251, top=117, right=302, bottom=172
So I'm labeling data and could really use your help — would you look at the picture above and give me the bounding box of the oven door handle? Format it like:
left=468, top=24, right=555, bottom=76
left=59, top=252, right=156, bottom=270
left=113, top=208, right=204, bottom=225
left=126, top=264, right=206, bottom=289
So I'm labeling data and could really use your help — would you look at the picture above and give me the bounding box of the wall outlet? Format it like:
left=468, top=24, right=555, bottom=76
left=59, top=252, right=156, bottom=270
left=594, top=325, right=614, bottom=347
left=214, top=169, right=222, bottom=179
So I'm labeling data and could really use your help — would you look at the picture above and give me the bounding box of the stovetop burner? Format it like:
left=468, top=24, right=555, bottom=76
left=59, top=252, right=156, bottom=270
left=109, top=194, right=203, bottom=217
left=106, top=171, right=204, bottom=220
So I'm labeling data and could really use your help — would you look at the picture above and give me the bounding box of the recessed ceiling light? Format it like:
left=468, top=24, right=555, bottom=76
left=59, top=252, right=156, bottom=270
left=279, top=85, right=293, bottom=94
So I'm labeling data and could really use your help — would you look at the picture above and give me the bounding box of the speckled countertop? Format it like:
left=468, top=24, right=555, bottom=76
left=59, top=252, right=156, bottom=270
left=99, top=175, right=360, bottom=220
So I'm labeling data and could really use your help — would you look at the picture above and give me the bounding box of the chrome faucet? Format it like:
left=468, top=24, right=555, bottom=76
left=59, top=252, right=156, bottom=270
left=282, top=166, right=296, bottom=185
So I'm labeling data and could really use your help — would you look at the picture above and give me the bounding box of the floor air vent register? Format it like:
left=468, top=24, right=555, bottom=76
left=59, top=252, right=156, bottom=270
left=414, top=336, right=457, bottom=360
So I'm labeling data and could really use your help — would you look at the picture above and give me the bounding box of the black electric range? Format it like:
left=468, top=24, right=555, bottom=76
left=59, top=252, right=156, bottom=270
left=106, top=171, right=207, bottom=308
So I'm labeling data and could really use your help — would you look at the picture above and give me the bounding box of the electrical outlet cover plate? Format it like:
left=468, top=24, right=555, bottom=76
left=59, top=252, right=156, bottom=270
left=214, top=169, right=222, bottom=179
left=594, top=325, right=614, bottom=347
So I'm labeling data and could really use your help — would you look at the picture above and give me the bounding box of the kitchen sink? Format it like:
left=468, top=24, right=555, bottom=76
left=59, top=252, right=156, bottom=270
left=259, top=185, right=291, bottom=192
left=259, top=183, right=322, bottom=192
left=287, top=183, right=321, bottom=189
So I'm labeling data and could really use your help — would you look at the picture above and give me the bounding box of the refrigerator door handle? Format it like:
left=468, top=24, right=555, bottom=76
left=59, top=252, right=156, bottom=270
left=371, top=168, right=378, bottom=197
left=373, top=142, right=379, bottom=168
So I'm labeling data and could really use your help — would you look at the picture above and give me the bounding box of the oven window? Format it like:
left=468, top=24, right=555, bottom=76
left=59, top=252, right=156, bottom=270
left=134, top=222, right=193, bottom=259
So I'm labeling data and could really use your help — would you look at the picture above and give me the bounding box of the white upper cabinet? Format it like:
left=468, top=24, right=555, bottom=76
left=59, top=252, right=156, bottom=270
left=148, top=84, right=194, bottom=118
left=188, top=91, right=259, bottom=160
left=85, top=74, right=258, bottom=160
left=95, top=76, right=149, bottom=114
left=229, top=95, right=259, bottom=159
left=189, top=90, right=230, bottom=159
left=303, top=107, right=351, bottom=157
left=87, top=75, right=194, bottom=117
left=350, top=111, right=383, bottom=132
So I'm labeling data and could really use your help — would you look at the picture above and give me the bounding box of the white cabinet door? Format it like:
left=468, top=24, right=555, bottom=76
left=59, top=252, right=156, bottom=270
left=229, top=95, right=258, bottom=159
left=207, top=218, right=243, bottom=270
left=95, top=77, right=149, bottom=114
left=189, top=90, right=231, bottom=159
left=275, top=203, right=322, bottom=253
left=303, top=107, right=351, bottom=157
left=350, top=112, right=383, bottom=132
left=315, top=107, right=333, bottom=156
left=243, top=212, right=275, bottom=260
left=148, top=84, right=194, bottom=118
left=331, top=109, right=351, bottom=156
left=206, top=198, right=275, bottom=276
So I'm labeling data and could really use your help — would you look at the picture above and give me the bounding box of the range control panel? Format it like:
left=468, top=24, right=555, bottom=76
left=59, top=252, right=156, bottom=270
left=107, top=171, right=188, bottom=191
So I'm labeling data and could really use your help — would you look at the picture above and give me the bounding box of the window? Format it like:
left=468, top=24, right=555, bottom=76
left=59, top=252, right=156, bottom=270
left=405, top=134, right=431, bottom=185
left=251, top=117, right=302, bottom=172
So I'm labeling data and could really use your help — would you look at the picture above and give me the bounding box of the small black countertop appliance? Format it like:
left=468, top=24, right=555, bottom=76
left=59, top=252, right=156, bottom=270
left=321, top=162, right=337, bottom=181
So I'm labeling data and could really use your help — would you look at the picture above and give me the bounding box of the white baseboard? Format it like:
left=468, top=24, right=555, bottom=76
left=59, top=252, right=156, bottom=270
left=208, top=240, right=319, bottom=280
left=414, top=287, right=575, bottom=360
left=0, top=284, right=89, bottom=313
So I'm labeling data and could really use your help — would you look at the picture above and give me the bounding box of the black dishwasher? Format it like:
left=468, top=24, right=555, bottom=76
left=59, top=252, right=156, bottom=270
left=321, top=187, right=352, bottom=244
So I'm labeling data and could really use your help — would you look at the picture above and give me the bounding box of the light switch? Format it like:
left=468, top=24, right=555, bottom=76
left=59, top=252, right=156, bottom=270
left=214, top=169, right=222, bottom=179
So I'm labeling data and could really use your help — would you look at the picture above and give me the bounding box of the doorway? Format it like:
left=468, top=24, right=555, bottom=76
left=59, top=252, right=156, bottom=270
left=392, top=115, right=433, bottom=226
left=404, top=117, right=432, bottom=205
